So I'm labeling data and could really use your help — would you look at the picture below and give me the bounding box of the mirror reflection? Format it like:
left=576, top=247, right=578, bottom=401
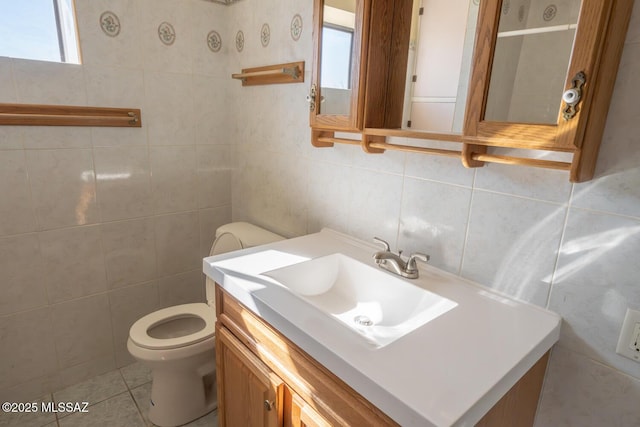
left=402, top=0, right=480, bottom=133
left=320, top=0, right=356, bottom=116
left=485, top=0, right=581, bottom=124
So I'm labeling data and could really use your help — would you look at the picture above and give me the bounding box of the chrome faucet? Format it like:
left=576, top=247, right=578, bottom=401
left=372, top=237, right=429, bottom=279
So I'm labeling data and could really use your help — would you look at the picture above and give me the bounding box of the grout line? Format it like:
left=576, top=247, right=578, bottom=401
left=544, top=184, right=574, bottom=309
left=457, top=170, right=478, bottom=275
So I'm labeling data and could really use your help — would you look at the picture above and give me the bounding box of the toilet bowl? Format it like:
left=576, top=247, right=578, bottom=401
left=127, top=222, right=284, bottom=427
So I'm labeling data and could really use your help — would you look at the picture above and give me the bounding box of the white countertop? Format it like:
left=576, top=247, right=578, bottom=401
left=203, top=229, right=561, bottom=427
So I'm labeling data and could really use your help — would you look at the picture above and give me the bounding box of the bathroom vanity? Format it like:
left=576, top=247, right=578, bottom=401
left=203, top=230, right=561, bottom=426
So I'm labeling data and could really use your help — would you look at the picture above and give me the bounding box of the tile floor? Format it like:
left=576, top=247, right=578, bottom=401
left=0, top=363, right=218, bottom=427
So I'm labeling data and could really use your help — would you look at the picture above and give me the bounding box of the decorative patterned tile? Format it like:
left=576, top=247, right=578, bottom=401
left=261, top=23, right=270, bottom=47
left=291, top=14, right=303, bottom=41
left=235, top=30, right=244, bottom=52
left=207, top=31, right=222, bottom=52
left=100, top=11, right=121, bottom=37
left=157, top=21, right=176, bottom=46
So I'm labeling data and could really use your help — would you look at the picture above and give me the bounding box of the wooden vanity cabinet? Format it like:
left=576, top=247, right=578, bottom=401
left=215, top=284, right=550, bottom=427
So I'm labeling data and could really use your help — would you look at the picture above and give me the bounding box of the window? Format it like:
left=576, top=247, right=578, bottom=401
left=0, top=0, right=80, bottom=64
left=321, top=25, right=354, bottom=90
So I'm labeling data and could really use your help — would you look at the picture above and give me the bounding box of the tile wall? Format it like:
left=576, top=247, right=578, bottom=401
left=229, top=0, right=640, bottom=425
left=1, top=0, right=638, bottom=424
left=0, top=0, right=232, bottom=401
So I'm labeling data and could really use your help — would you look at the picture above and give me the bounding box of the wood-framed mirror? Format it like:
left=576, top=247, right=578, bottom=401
left=310, top=0, right=368, bottom=134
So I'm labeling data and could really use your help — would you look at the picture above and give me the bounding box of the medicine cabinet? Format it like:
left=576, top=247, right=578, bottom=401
left=309, top=0, right=634, bottom=182
left=309, top=0, right=412, bottom=149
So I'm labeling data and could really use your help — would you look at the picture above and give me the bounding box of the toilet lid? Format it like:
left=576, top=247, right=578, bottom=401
left=129, top=303, right=216, bottom=350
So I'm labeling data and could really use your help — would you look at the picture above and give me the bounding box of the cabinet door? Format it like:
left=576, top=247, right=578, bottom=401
left=217, top=327, right=284, bottom=427
left=463, top=0, right=628, bottom=155
left=287, top=390, right=332, bottom=427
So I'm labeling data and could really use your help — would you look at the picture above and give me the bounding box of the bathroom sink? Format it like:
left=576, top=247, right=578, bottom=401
left=262, top=253, right=457, bottom=347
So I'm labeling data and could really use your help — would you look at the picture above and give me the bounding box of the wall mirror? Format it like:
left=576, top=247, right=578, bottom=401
left=310, top=0, right=366, bottom=133
left=484, top=0, right=582, bottom=124
left=320, top=0, right=356, bottom=116
left=402, top=0, right=480, bottom=134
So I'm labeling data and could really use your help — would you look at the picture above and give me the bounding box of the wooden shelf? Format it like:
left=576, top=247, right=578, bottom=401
left=232, top=61, right=305, bottom=86
left=0, top=103, right=141, bottom=127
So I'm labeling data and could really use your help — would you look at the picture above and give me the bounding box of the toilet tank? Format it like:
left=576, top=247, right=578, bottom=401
left=210, top=222, right=285, bottom=256
left=206, top=222, right=285, bottom=307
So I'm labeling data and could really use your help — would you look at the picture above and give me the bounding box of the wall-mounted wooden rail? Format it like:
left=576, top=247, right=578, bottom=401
left=469, top=153, right=572, bottom=171
left=367, top=141, right=461, bottom=158
left=317, top=136, right=361, bottom=146
left=0, top=104, right=142, bottom=127
left=232, top=61, right=305, bottom=86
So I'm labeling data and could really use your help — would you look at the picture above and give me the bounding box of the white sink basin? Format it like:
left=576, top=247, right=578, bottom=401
left=262, top=253, right=457, bottom=347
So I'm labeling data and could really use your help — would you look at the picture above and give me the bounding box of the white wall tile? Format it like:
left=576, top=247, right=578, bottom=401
left=0, top=308, right=57, bottom=391
left=144, top=72, right=195, bottom=146
left=51, top=294, right=114, bottom=370
left=199, top=206, right=232, bottom=258
left=190, top=0, right=230, bottom=78
left=22, top=127, right=92, bottom=150
left=548, top=208, right=640, bottom=377
left=100, top=218, right=157, bottom=289
left=0, top=57, right=17, bottom=103
left=138, top=0, right=193, bottom=74
left=157, top=270, right=205, bottom=308
left=0, top=127, right=23, bottom=150
left=461, top=191, right=566, bottom=306
left=347, top=169, right=403, bottom=246
left=398, top=178, right=472, bottom=274
left=535, top=347, right=640, bottom=427
left=0, top=234, right=47, bottom=316
left=197, top=145, right=232, bottom=209
left=108, top=281, right=159, bottom=367
left=94, top=146, right=153, bottom=222
left=26, top=149, right=99, bottom=230
left=154, top=211, right=200, bottom=276
left=150, top=146, right=198, bottom=214
left=39, top=226, right=107, bottom=304
left=74, top=0, right=143, bottom=68
left=91, top=127, right=148, bottom=148
left=474, top=154, right=573, bottom=203
left=404, top=144, right=475, bottom=187
left=192, top=74, right=231, bottom=145
left=84, top=66, right=145, bottom=108
left=12, top=59, right=87, bottom=106
left=0, top=150, right=36, bottom=236
left=306, top=161, right=352, bottom=234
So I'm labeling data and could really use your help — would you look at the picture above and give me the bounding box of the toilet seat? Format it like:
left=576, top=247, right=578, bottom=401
left=129, top=303, right=215, bottom=350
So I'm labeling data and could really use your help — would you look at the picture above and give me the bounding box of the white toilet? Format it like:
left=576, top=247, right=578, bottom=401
left=127, top=222, right=284, bottom=427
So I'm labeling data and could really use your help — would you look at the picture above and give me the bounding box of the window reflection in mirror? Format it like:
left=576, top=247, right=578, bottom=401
left=484, top=0, right=582, bottom=124
left=403, top=0, right=480, bottom=133
left=320, top=0, right=356, bottom=116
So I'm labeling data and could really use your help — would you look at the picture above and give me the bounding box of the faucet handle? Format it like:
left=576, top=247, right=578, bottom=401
left=373, top=237, right=391, bottom=252
left=406, top=252, right=430, bottom=273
